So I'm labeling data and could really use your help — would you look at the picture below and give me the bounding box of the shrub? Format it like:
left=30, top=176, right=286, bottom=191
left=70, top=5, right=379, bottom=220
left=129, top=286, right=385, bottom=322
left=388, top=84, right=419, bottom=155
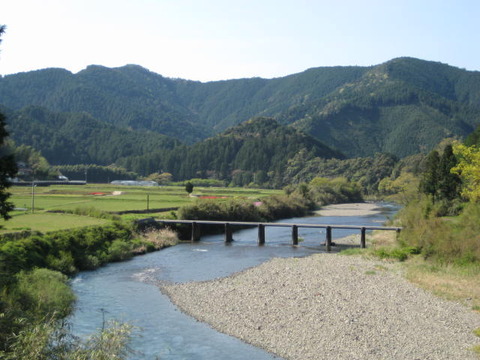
left=140, top=229, right=179, bottom=251
left=12, top=268, right=76, bottom=320
left=309, top=177, right=363, bottom=205
left=1, top=318, right=133, bottom=360
left=397, top=195, right=480, bottom=264
left=46, top=251, right=77, bottom=275
left=373, top=246, right=421, bottom=261
left=108, top=240, right=133, bottom=262
left=177, top=194, right=312, bottom=223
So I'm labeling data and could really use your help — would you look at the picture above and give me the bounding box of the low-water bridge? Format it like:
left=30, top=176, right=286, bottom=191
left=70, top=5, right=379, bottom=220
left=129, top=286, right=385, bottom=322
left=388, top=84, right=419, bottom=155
left=148, top=219, right=402, bottom=251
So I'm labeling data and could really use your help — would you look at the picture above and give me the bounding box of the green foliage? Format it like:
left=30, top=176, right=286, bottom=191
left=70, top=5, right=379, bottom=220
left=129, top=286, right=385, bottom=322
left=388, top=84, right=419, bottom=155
left=66, top=206, right=121, bottom=221
left=185, top=181, right=194, bottom=194
left=0, top=268, right=76, bottom=353
left=144, top=171, right=172, bottom=184
left=373, top=246, right=421, bottom=262
left=284, top=151, right=396, bottom=194
left=307, top=177, right=363, bottom=205
left=172, top=178, right=226, bottom=187
left=54, top=164, right=139, bottom=183
left=108, top=239, right=133, bottom=262
left=0, top=222, right=136, bottom=276
left=0, top=318, right=133, bottom=360
left=287, top=58, right=480, bottom=159
left=14, top=144, right=54, bottom=180
left=6, top=105, right=180, bottom=167
left=122, top=117, right=343, bottom=187
left=12, top=268, right=76, bottom=320
left=397, top=196, right=480, bottom=264
left=419, top=145, right=461, bottom=204
left=178, top=194, right=312, bottom=222
left=0, top=112, right=17, bottom=221
left=451, top=142, right=480, bottom=202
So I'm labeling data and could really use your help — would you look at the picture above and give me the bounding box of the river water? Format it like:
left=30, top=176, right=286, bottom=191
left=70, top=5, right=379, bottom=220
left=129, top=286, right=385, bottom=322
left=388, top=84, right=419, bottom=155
left=69, top=203, right=398, bottom=359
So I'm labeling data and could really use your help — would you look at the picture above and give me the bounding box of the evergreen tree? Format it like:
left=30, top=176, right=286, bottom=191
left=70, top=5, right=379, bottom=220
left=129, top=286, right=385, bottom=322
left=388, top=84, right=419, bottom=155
left=185, top=181, right=194, bottom=195
left=438, top=144, right=461, bottom=200
left=419, top=150, right=440, bottom=198
left=0, top=26, right=18, bottom=221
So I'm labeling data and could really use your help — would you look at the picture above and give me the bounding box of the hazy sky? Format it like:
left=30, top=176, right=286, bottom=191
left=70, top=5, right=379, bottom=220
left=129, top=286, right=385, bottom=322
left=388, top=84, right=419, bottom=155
left=1, top=0, right=479, bottom=82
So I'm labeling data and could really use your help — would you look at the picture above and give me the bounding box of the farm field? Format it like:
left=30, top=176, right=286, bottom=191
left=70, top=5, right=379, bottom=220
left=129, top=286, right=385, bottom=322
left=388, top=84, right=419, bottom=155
left=1, top=184, right=281, bottom=233
left=0, top=212, right=110, bottom=233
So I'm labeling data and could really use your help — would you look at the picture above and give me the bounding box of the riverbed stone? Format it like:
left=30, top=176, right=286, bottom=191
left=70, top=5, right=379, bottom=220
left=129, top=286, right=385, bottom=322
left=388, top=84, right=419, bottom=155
left=162, top=253, right=480, bottom=360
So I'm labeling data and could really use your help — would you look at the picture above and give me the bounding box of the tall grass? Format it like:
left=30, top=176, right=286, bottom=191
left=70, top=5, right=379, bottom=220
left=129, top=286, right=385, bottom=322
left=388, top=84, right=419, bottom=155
left=397, top=195, right=480, bottom=264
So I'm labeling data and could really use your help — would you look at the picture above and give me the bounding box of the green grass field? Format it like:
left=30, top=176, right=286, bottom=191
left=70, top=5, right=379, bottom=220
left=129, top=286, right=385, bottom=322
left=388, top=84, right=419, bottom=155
left=1, top=184, right=280, bottom=233
left=0, top=212, right=109, bottom=233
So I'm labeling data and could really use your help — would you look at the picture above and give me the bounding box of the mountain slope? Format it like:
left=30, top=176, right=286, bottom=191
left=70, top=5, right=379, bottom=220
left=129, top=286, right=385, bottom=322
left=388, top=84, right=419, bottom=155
left=3, top=105, right=179, bottom=165
left=1, top=57, right=480, bottom=160
left=116, top=117, right=343, bottom=186
left=0, top=65, right=210, bottom=143
left=284, top=58, right=480, bottom=157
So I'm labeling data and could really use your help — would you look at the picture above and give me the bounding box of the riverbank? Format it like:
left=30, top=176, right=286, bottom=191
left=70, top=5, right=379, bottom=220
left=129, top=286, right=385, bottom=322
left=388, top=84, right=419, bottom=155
left=162, top=253, right=480, bottom=360
left=316, top=202, right=383, bottom=217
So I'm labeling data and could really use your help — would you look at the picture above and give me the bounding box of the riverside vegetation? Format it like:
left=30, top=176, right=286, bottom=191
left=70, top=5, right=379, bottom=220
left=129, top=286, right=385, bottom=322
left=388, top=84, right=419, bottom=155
left=0, top=182, right=328, bottom=358
left=3, top=139, right=480, bottom=357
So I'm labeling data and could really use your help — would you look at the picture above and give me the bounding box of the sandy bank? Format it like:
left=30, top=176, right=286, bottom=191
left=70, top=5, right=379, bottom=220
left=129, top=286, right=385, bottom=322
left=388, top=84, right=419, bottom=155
left=315, top=202, right=383, bottom=217
left=162, top=254, right=480, bottom=360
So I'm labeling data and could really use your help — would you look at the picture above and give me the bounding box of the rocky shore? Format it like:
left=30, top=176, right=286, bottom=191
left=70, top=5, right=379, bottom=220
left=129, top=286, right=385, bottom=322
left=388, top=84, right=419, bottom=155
left=162, top=253, right=480, bottom=359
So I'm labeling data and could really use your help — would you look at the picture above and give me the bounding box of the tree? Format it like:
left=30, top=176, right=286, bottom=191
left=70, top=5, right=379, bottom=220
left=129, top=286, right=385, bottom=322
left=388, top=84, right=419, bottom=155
left=0, top=26, right=18, bottom=221
left=419, top=150, right=440, bottom=198
left=451, top=142, right=480, bottom=201
left=185, top=181, right=194, bottom=195
left=438, top=144, right=461, bottom=201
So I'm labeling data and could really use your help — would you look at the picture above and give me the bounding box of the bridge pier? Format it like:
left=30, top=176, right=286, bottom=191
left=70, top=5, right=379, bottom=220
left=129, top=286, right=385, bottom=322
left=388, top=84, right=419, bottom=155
left=325, top=226, right=332, bottom=251
left=225, top=223, right=233, bottom=243
left=360, top=227, right=366, bottom=248
left=191, top=222, right=201, bottom=242
left=257, top=224, right=265, bottom=245
left=292, top=225, right=299, bottom=245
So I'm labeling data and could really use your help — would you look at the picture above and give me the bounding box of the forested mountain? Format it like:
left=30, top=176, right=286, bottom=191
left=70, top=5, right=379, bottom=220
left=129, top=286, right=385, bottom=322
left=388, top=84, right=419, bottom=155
left=116, top=117, right=343, bottom=187
left=1, top=57, right=480, bottom=169
left=284, top=58, right=480, bottom=157
left=1, top=105, right=179, bottom=165
left=0, top=65, right=210, bottom=143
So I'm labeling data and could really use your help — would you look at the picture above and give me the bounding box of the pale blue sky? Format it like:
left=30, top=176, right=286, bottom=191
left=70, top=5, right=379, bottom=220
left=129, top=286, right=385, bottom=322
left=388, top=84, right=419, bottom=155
left=1, top=0, right=479, bottom=81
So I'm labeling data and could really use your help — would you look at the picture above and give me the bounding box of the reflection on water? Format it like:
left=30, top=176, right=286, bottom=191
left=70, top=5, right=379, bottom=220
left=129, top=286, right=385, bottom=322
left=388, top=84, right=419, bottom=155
left=70, top=203, right=398, bottom=359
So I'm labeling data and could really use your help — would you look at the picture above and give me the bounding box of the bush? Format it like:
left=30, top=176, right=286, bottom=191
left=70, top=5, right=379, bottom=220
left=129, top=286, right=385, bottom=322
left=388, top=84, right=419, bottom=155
left=108, top=240, right=133, bottom=262
left=177, top=194, right=312, bottom=223
left=258, top=194, right=312, bottom=220
left=1, top=318, right=133, bottom=360
left=139, top=228, right=179, bottom=251
left=46, top=251, right=76, bottom=275
left=373, top=246, right=421, bottom=261
left=397, top=195, right=480, bottom=264
left=298, top=177, right=363, bottom=206
left=12, top=268, right=76, bottom=321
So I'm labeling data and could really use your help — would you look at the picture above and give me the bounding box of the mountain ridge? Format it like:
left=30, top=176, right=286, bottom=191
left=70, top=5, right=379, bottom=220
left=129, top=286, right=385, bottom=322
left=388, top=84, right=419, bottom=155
left=1, top=57, right=480, bottom=167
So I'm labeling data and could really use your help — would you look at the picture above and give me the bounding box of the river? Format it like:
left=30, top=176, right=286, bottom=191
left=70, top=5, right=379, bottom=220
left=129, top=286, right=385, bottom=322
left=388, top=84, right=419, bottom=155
left=69, top=203, right=398, bottom=359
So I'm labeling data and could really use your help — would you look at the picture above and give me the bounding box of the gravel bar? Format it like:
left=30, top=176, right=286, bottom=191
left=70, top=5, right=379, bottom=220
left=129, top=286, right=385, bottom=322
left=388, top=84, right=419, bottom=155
left=162, top=253, right=480, bottom=360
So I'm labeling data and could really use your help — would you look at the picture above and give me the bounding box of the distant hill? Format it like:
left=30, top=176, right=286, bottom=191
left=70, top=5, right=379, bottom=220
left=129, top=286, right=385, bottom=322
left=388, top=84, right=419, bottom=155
left=1, top=105, right=179, bottom=165
left=1, top=57, right=480, bottom=165
left=116, top=117, right=343, bottom=187
left=0, top=65, right=210, bottom=143
left=284, top=58, right=480, bottom=157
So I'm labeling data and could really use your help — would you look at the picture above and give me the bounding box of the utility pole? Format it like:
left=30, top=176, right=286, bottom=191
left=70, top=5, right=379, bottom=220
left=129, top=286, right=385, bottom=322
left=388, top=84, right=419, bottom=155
left=31, top=171, right=35, bottom=213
